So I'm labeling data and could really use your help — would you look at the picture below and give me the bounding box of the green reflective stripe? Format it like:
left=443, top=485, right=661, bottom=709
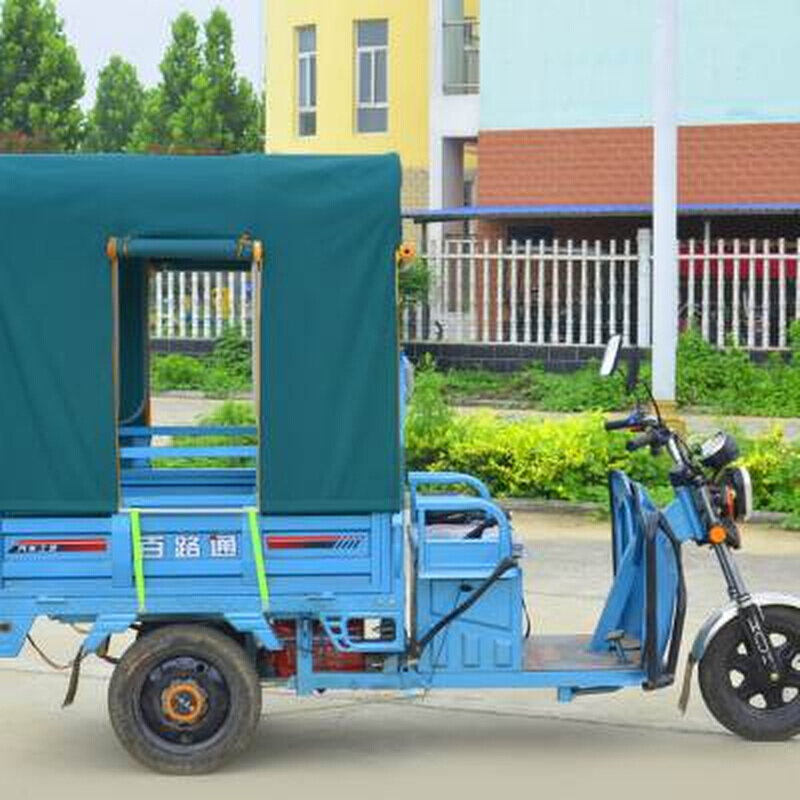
left=247, top=508, right=270, bottom=610
left=129, top=510, right=146, bottom=612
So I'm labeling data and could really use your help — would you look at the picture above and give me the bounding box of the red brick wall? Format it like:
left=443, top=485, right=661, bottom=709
left=478, top=123, right=800, bottom=207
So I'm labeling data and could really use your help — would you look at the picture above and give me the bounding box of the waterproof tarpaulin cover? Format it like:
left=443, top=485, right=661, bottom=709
left=0, top=154, right=402, bottom=515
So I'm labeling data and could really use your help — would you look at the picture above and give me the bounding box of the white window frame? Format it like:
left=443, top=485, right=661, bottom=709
left=355, top=20, right=388, bottom=134
left=297, top=26, right=316, bottom=137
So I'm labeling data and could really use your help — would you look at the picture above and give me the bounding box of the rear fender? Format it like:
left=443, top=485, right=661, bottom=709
left=80, top=613, right=283, bottom=655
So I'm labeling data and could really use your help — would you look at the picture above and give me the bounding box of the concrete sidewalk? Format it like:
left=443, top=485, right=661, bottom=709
left=1, top=512, right=797, bottom=796
left=152, top=394, right=799, bottom=440
left=455, top=405, right=800, bottom=440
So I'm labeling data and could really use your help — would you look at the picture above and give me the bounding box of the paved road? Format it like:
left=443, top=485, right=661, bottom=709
left=152, top=394, right=799, bottom=440
left=1, top=512, right=798, bottom=797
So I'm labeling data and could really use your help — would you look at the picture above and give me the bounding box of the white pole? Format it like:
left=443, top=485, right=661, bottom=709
left=651, top=0, right=679, bottom=403
left=259, top=0, right=267, bottom=150
left=636, top=228, right=653, bottom=346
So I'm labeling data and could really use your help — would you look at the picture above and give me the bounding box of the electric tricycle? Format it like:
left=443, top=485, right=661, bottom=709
left=0, top=156, right=798, bottom=775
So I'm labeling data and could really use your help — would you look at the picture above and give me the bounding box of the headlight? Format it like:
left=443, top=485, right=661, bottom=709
left=699, top=431, right=739, bottom=471
left=718, top=466, right=753, bottom=521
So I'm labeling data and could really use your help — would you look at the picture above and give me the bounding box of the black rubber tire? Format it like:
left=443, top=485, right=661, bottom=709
left=699, top=605, right=800, bottom=741
left=108, top=624, right=262, bottom=774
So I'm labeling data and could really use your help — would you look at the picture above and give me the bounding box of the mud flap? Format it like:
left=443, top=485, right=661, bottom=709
left=62, top=648, right=86, bottom=708
left=677, top=653, right=696, bottom=714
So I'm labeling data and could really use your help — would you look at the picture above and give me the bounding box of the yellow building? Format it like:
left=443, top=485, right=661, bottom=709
left=265, top=1, right=480, bottom=232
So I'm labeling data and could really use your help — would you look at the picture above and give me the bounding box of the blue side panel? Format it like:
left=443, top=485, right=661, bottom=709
left=0, top=510, right=406, bottom=655
left=416, top=573, right=523, bottom=672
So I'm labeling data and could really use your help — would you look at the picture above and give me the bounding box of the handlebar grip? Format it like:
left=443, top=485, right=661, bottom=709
left=605, top=418, right=631, bottom=431
left=626, top=431, right=657, bottom=452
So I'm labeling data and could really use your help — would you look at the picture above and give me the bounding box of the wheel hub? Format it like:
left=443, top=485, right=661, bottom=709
left=728, top=629, right=800, bottom=710
left=137, top=655, right=231, bottom=749
left=161, top=681, right=208, bottom=726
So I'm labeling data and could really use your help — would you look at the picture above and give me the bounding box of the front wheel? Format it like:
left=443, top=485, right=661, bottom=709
left=699, top=605, right=800, bottom=741
left=108, top=624, right=262, bottom=774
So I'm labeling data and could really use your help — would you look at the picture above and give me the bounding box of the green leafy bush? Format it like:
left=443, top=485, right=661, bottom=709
left=790, top=319, right=800, bottom=363
left=739, top=429, right=800, bottom=526
left=398, top=257, right=431, bottom=307
left=152, top=353, right=205, bottom=392
left=405, top=357, right=455, bottom=468
left=409, top=409, right=672, bottom=505
left=151, top=328, right=251, bottom=396
left=406, top=371, right=800, bottom=518
left=208, top=326, right=252, bottom=386
left=676, top=327, right=800, bottom=416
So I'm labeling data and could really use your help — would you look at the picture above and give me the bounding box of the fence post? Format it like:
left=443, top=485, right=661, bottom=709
left=192, top=272, right=200, bottom=339
left=155, top=271, right=164, bottom=339
left=166, top=271, right=175, bottom=340
left=778, top=237, right=787, bottom=349
left=636, top=228, right=653, bottom=347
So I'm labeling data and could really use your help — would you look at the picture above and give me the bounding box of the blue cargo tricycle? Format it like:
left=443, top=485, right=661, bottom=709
left=0, top=156, right=798, bottom=774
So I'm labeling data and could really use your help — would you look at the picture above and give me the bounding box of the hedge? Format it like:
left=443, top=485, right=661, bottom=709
left=406, top=368, right=800, bottom=527
left=166, top=384, right=800, bottom=528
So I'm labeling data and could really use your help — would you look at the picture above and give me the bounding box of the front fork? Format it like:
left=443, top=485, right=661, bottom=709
left=714, top=543, right=783, bottom=682
left=679, top=541, right=782, bottom=713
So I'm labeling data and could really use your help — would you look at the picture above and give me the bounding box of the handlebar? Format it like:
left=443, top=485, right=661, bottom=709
left=605, top=412, right=686, bottom=470
left=605, top=410, right=733, bottom=541
left=626, top=430, right=658, bottom=452
left=604, top=418, right=633, bottom=431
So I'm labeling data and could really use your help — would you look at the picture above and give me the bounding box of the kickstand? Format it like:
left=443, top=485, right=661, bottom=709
left=606, top=629, right=629, bottom=664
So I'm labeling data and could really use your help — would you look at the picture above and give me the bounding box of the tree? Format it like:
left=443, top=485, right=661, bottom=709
left=0, top=0, right=84, bottom=151
left=133, top=8, right=262, bottom=154
left=130, top=11, right=202, bottom=152
left=159, top=11, right=202, bottom=120
left=84, top=57, right=144, bottom=152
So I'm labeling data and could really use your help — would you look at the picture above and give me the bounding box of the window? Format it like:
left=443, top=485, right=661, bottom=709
left=355, top=20, right=388, bottom=133
left=297, top=26, right=316, bottom=136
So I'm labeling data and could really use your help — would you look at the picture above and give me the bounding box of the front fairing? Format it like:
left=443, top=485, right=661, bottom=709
left=662, top=486, right=708, bottom=544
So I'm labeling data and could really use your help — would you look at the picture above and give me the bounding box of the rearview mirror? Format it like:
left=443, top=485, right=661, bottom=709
left=600, top=334, right=623, bottom=378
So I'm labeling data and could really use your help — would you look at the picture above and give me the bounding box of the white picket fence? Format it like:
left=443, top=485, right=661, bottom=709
left=679, top=237, right=800, bottom=349
left=150, top=234, right=800, bottom=350
left=151, top=270, right=254, bottom=339
left=403, top=235, right=799, bottom=350
left=405, top=236, right=650, bottom=347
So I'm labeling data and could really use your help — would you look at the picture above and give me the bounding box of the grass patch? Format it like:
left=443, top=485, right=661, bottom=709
left=438, top=325, right=800, bottom=418
left=152, top=327, right=252, bottom=397
left=153, top=401, right=256, bottom=468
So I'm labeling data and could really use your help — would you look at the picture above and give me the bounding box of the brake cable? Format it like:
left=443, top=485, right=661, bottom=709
left=25, top=635, right=76, bottom=672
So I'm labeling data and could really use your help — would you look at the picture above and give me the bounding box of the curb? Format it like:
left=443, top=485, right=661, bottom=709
left=502, top=498, right=605, bottom=515
left=500, top=497, right=790, bottom=526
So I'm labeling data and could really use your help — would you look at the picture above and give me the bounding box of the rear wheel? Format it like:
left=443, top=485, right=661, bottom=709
left=108, top=624, right=262, bottom=774
left=699, top=605, right=800, bottom=741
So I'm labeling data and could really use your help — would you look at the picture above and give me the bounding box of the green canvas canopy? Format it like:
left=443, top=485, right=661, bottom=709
left=0, top=154, right=402, bottom=516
